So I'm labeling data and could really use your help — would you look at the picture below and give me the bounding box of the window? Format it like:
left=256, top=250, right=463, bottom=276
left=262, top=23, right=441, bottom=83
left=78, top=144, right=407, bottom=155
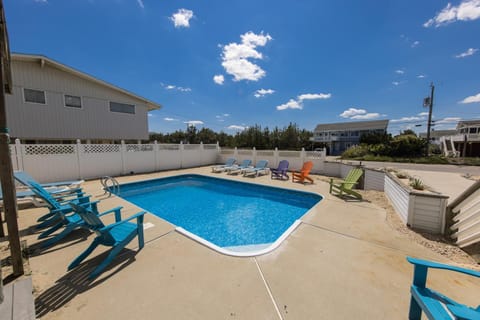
left=469, top=127, right=477, bottom=134
left=109, top=101, right=135, bottom=114
left=64, top=95, right=82, bottom=108
left=24, top=88, right=46, bottom=104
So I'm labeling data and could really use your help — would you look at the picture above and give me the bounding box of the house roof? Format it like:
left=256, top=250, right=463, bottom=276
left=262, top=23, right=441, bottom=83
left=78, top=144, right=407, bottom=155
left=457, top=120, right=480, bottom=128
left=314, top=119, right=389, bottom=132
left=12, top=53, right=162, bottom=111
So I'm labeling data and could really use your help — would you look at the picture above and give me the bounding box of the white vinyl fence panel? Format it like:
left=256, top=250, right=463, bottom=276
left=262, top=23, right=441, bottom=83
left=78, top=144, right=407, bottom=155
left=450, top=182, right=480, bottom=247
left=364, top=169, right=385, bottom=191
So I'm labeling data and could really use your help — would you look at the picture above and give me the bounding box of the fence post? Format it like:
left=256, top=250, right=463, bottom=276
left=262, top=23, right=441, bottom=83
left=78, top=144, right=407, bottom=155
left=234, top=147, right=238, bottom=160
left=301, top=147, right=306, bottom=164
left=253, top=147, right=257, bottom=164
left=120, top=140, right=127, bottom=175
left=15, top=138, right=23, bottom=171
left=274, top=147, right=279, bottom=167
left=154, top=140, right=158, bottom=171
left=76, top=139, right=82, bottom=179
left=180, top=141, right=184, bottom=169
left=200, top=142, right=205, bottom=165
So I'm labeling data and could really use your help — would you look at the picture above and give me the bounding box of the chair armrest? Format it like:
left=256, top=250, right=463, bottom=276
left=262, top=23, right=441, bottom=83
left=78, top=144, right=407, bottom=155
left=99, top=211, right=146, bottom=232
left=97, top=206, right=124, bottom=222
left=407, top=257, right=480, bottom=278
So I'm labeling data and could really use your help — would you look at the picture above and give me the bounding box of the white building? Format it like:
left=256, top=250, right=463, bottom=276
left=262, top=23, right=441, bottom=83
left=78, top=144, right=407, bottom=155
left=6, top=53, right=161, bottom=143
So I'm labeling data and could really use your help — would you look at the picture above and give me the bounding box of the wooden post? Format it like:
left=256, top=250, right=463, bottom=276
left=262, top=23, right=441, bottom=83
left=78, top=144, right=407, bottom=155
left=0, top=0, right=24, bottom=276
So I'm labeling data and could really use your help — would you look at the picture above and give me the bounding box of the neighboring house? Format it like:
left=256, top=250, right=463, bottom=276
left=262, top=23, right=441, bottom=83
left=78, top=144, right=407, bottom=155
left=311, top=120, right=389, bottom=155
left=6, top=53, right=161, bottom=144
left=438, top=120, right=480, bottom=157
left=419, top=130, right=457, bottom=144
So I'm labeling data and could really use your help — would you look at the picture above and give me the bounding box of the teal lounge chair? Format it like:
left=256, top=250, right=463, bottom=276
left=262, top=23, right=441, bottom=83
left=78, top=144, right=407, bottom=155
left=14, top=171, right=84, bottom=189
left=68, top=203, right=146, bottom=279
left=407, top=257, right=480, bottom=320
left=28, top=181, right=98, bottom=238
left=211, top=158, right=236, bottom=173
left=0, top=183, right=70, bottom=207
left=226, top=159, right=252, bottom=175
left=243, top=160, right=269, bottom=177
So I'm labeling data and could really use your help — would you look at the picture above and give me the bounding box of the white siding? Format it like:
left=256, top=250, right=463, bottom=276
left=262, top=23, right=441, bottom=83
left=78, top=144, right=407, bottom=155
left=364, top=169, right=385, bottom=191
left=6, top=60, right=150, bottom=140
left=385, top=174, right=410, bottom=224
left=411, top=196, right=446, bottom=233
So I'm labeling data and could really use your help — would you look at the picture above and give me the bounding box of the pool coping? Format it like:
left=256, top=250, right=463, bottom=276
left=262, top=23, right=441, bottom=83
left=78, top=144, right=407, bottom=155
left=116, top=173, right=324, bottom=257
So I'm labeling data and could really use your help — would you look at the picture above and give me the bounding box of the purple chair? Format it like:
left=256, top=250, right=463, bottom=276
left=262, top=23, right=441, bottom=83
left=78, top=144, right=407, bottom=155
left=271, top=160, right=289, bottom=180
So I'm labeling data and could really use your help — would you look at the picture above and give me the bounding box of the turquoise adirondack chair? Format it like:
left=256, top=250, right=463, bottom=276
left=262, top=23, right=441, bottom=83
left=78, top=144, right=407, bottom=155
left=329, top=167, right=363, bottom=199
left=28, top=181, right=99, bottom=247
left=407, top=257, right=480, bottom=320
left=68, top=203, right=146, bottom=279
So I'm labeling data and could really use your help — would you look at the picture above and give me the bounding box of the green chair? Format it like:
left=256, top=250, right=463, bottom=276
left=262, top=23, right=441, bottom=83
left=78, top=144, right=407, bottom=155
left=329, top=167, right=363, bottom=199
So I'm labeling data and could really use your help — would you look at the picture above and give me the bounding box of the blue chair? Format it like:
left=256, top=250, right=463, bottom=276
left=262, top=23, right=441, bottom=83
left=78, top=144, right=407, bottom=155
left=68, top=203, right=146, bottom=279
left=211, top=158, right=236, bottom=173
left=271, top=160, right=289, bottom=180
left=407, top=256, right=480, bottom=320
left=226, top=159, right=252, bottom=174
left=243, top=160, right=269, bottom=177
left=28, top=181, right=98, bottom=244
left=14, top=171, right=84, bottom=189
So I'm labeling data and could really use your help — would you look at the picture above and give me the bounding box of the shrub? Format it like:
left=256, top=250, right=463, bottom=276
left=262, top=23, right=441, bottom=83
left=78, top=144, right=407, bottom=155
left=410, top=178, right=425, bottom=190
left=341, top=145, right=369, bottom=158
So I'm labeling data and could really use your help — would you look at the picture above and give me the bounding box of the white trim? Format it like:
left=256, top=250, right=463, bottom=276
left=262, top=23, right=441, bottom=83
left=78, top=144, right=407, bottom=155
left=63, top=94, right=83, bottom=109
left=22, top=87, right=47, bottom=105
left=176, top=219, right=304, bottom=257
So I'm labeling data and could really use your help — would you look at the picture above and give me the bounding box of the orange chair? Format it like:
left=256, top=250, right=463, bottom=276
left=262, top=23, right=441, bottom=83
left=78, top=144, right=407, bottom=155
left=291, top=161, right=314, bottom=184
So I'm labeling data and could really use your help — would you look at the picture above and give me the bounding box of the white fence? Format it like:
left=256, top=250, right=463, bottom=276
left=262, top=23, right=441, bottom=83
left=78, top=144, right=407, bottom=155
left=321, top=161, right=385, bottom=191
left=218, top=147, right=326, bottom=173
left=449, top=181, right=480, bottom=247
left=9, top=140, right=219, bottom=183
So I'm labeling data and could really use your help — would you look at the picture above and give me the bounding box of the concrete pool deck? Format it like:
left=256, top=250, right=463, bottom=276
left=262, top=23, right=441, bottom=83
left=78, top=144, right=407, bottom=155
left=13, top=167, right=480, bottom=319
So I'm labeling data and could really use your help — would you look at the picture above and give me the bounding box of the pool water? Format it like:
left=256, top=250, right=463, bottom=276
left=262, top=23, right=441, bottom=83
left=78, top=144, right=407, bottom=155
left=117, top=175, right=322, bottom=254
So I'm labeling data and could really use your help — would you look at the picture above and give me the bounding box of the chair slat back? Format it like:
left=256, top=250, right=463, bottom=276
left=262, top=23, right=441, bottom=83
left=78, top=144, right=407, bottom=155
left=301, top=161, right=313, bottom=175
left=277, top=160, right=289, bottom=171
left=343, top=168, right=363, bottom=190
left=70, top=203, right=116, bottom=244
left=256, top=160, right=268, bottom=169
left=29, top=181, right=61, bottom=210
left=225, top=158, right=236, bottom=166
left=240, top=159, right=252, bottom=167
left=13, top=171, right=36, bottom=187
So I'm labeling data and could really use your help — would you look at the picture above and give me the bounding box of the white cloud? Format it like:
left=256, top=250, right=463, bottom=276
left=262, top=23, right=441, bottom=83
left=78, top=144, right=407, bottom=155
left=276, top=99, right=302, bottom=111
left=455, top=48, right=478, bottom=58
left=391, top=116, right=424, bottom=123
left=460, top=93, right=480, bottom=103
left=340, top=108, right=381, bottom=120
left=411, top=41, right=420, bottom=48
left=184, top=120, right=204, bottom=126
left=418, top=112, right=429, bottom=116
left=340, top=108, right=367, bottom=118
left=417, top=74, right=426, bottom=79
left=276, top=92, right=331, bottom=111
left=163, top=84, right=191, bottom=92
left=350, top=113, right=381, bottom=120
left=215, top=114, right=230, bottom=122
left=435, top=117, right=462, bottom=124
left=170, top=9, right=194, bottom=28
left=34, top=0, right=48, bottom=2
left=164, top=117, right=178, bottom=121
left=213, top=74, right=224, bottom=85
left=254, top=88, right=275, bottom=98
left=148, top=114, right=153, bottom=117
left=136, top=0, right=144, bottom=9
left=392, top=81, right=400, bottom=86
left=424, top=0, right=480, bottom=27
left=395, top=69, right=405, bottom=74
left=298, top=93, right=332, bottom=100
left=227, top=125, right=246, bottom=131
left=220, top=31, right=272, bottom=82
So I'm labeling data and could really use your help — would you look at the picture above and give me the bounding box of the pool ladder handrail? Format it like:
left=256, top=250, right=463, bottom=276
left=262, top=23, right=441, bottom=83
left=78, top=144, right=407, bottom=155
left=100, top=176, right=120, bottom=197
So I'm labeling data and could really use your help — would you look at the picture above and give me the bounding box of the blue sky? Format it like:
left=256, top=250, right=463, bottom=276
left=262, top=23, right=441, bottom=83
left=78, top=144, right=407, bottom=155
left=5, top=0, right=480, bottom=134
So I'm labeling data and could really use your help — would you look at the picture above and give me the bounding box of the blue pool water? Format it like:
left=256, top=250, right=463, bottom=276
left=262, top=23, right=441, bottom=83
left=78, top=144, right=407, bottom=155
left=116, top=175, right=322, bottom=251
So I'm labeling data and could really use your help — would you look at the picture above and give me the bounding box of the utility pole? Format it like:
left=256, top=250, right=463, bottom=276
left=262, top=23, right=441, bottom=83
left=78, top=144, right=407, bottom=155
left=0, top=1, right=24, bottom=276
left=423, top=82, right=435, bottom=156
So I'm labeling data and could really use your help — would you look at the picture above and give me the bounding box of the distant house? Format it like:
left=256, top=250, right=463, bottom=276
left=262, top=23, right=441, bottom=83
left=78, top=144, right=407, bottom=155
left=419, top=130, right=457, bottom=144
left=438, top=120, right=480, bottom=157
left=6, top=53, right=161, bottom=144
left=311, top=120, right=389, bottom=155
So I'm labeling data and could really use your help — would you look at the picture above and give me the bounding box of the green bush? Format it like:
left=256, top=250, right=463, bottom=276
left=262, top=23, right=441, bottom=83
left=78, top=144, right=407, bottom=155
left=340, top=145, right=369, bottom=158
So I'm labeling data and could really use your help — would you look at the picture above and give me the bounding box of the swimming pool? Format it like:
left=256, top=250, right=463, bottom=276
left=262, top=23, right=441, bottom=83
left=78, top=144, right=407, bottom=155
left=116, top=174, right=322, bottom=256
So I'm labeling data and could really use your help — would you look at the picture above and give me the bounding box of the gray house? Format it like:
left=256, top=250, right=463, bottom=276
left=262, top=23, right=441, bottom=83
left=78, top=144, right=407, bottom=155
left=6, top=53, right=161, bottom=143
left=311, top=120, right=389, bottom=155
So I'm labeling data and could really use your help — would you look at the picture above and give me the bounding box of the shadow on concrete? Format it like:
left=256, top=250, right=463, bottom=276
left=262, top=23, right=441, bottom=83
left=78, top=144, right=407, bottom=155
left=34, top=249, right=137, bottom=318
left=27, top=229, right=91, bottom=257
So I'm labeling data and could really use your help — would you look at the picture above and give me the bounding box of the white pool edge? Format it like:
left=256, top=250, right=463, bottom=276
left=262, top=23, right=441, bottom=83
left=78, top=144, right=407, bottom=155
left=176, top=219, right=303, bottom=257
